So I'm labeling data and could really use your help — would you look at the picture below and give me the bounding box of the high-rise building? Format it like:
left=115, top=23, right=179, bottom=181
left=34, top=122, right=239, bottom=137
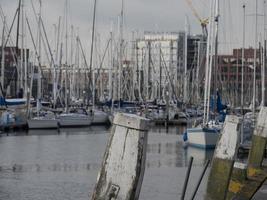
left=135, top=31, right=205, bottom=102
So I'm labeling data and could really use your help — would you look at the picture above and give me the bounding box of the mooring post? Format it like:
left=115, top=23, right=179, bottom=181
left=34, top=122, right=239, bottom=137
left=230, top=107, right=267, bottom=199
left=206, top=115, right=240, bottom=200
left=248, top=107, right=267, bottom=173
left=226, top=162, right=247, bottom=200
left=91, top=113, right=149, bottom=200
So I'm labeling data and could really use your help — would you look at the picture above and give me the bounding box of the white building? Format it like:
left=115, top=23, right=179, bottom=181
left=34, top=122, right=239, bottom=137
left=136, top=32, right=179, bottom=101
left=134, top=31, right=205, bottom=103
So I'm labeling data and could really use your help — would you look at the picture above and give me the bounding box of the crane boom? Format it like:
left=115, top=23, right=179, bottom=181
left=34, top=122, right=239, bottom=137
left=185, top=0, right=208, bottom=36
left=186, top=0, right=202, bottom=23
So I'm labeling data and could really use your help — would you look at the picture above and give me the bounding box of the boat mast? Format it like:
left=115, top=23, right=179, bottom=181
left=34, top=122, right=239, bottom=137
left=75, top=33, right=80, bottom=99
left=24, top=6, right=28, bottom=101
left=159, top=43, right=162, bottom=101
left=203, top=0, right=216, bottom=126
left=136, top=37, right=142, bottom=102
left=1, top=16, right=6, bottom=91
left=147, top=41, right=151, bottom=101
left=70, top=25, right=74, bottom=100
left=16, top=0, right=21, bottom=94
left=262, top=0, right=266, bottom=106
left=89, top=0, right=97, bottom=110
left=22, top=0, right=28, bottom=98
left=16, top=0, right=21, bottom=50
left=64, top=0, right=69, bottom=112
left=130, top=31, right=135, bottom=101
left=196, top=40, right=200, bottom=104
left=213, top=0, right=219, bottom=118
left=253, top=0, right=258, bottom=125
left=54, top=16, right=61, bottom=108
left=119, top=0, right=124, bottom=106
left=241, top=3, right=246, bottom=144
left=108, top=23, right=113, bottom=101
left=20, top=0, right=24, bottom=94
left=37, top=0, right=42, bottom=116
left=207, top=0, right=218, bottom=123
left=203, top=0, right=212, bottom=125
left=184, top=17, right=188, bottom=104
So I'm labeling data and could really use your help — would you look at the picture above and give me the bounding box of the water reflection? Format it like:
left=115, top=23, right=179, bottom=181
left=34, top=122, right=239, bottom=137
left=0, top=162, right=101, bottom=173
left=146, top=141, right=213, bottom=168
left=0, top=125, right=214, bottom=200
left=59, top=125, right=110, bottom=135
left=0, top=126, right=110, bottom=137
left=149, top=125, right=186, bottom=135
left=146, top=126, right=213, bottom=169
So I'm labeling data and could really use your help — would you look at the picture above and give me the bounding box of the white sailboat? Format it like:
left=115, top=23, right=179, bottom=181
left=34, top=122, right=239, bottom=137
left=58, top=110, right=92, bottom=127
left=91, top=109, right=109, bottom=124
left=186, top=126, right=221, bottom=149
left=184, top=0, right=221, bottom=149
left=28, top=110, right=58, bottom=129
left=26, top=1, right=59, bottom=130
left=55, top=0, right=93, bottom=128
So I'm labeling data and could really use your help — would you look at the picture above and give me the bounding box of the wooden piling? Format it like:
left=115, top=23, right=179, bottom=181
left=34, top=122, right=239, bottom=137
left=226, top=162, right=247, bottom=200
left=91, top=113, right=149, bottom=200
left=248, top=107, right=267, bottom=169
left=231, top=107, right=267, bottom=199
left=206, top=115, right=240, bottom=200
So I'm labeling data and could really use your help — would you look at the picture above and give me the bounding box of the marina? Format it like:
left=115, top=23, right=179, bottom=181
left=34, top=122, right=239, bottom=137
left=0, top=0, right=267, bottom=199
left=0, top=124, right=265, bottom=200
left=0, top=125, right=214, bottom=200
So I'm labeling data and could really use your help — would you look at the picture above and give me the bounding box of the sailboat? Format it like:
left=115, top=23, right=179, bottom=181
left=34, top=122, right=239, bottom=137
left=26, top=1, right=59, bottom=129
left=91, top=109, right=108, bottom=124
left=58, top=108, right=93, bottom=127
left=184, top=0, right=222, bottom=149
left=28, top=109, right=59, bottom=129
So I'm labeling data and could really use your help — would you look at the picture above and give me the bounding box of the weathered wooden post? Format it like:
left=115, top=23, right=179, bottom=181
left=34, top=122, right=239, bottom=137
left=206, top=115, right=240, bottom=200
left=226, top=162, right=247, bottom=200
left=230, top=107, right=267, bottom=199
left=247, top=107, right=267, bottom=177
left=91, top=113, right=149, bottom=200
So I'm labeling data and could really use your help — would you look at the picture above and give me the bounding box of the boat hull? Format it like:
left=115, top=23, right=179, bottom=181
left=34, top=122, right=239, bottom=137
left=108, top=115, right=114, bottom=124
left=28, top=119, right=58, bottom=129
left=186, top=127, right=220, bottom=149
left=92, top=111, right=108, bottom=124
left=58, top=114, right=92, bottom=127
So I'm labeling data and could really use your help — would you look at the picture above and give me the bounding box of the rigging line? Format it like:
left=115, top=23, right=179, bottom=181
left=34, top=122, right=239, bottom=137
left=160, top=49, right=178, bottom=101
left=26, top=16, right=44, bottom=79
left=144, top=41, right=159, bottom=74
left=30, top=0, right=51, bottom=66
left=0, top=6, right=19, bottom=48
left=77, top=36, right=88, bottom=69
left=0, top=7, right=21, bottom=93
left=40, top=17, right=55, bottom=66
left=0, top=7, right=18, bottom=54
left=95, top=38, right=111, bottom=84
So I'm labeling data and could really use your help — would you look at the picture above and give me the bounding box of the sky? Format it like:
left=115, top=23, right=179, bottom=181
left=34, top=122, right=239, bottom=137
left=0, top=0, right=265, bottom=64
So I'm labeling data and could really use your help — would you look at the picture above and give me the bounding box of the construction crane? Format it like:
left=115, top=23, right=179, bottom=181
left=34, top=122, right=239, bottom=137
left=185, top=0, right=209, bottom=37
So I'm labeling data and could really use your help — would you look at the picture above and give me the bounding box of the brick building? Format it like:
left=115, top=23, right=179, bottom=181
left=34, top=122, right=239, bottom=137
left=217, top=48, right=264, bottom=106
left=0, top=46, right=29, bottom=97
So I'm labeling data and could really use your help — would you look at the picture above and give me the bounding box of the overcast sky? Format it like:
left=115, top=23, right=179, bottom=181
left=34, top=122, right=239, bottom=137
left=0, top=0, right=265, bottom=64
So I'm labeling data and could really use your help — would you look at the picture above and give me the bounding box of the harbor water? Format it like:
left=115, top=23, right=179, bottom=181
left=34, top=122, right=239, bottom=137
left=0, top=125, right=214, bottom=200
